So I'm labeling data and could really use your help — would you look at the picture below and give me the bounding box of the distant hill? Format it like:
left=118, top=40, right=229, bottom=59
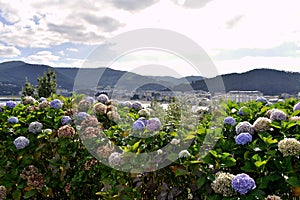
left=0, top=61, right=299, bottom=96
left=187, top=68, right=300, bottom=95
left=0, top=61, right=202, bottom=95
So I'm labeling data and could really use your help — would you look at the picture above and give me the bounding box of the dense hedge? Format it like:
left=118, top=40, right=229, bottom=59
left=0, top=95, right=300, bottom=200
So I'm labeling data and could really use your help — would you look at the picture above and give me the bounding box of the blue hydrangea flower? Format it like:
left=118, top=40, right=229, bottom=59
left=61, top=116, right=71, bottom=125
left=235, top=133, right=252, bottom=145
left=28, top=122, right=43, bottom=133
left=6, top=100, right=17, bottom=108
left=50, top=99, right=63, bottom=109
left=224, top=116, right=236, bottom=126
left=8, top=116, right=19, bottom=123
left=293, top=102, right=300, bottom=112
left=138, top=117, right=147, bottom=125
left=131, top=101, right=142, bottom=111
left=14, top=136, right=30, bottom=149
left=256, top=96, right=268, bottom=103
left=232, top=173, right=256, bottom=195
left=146, top=118, right=161, bottom=132
left=97, top=94, right=109, bottom=104
left=132, top=120, right=146, bottom=131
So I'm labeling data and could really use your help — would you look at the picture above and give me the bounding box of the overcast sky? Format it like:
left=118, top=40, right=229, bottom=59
left=0, top=0, right=300, bottom=77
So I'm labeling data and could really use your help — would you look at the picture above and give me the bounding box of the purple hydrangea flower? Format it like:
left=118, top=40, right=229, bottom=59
left=256, top=96, right=268, bottom=103
left=97, top=94, right=109, bottom=104
left=8, top=116, right=19, bottom=123
left=85, top=96, right=95, bottom=103
left=270, top=110, right=287, bottom=121
left=235, top=133, right=252, bottom=145
left=108, top=152, right=123, bottom=167
left=146, top=118, right=161, bottom=132
left=131, top=101, right=142, bottom=111
left=236, top=121, right=254, bottom=135
left=50, top=99, right=63, bottom=109
left=61, top=116, right=71, bottom=125
left=76, top=112, right=90, bottom=121
left=119, top=101, right=132, bottom=108
left=293, top=102, right=300, bottom=112
left=232, top=173, right=256, bottom=195
left=28, top=122, right=43, bottom=133
left=224, top=116, right=236, bottom=126
left=132, top=120, right=146, bottom=131
left=6, top=100, right=17, bottom=108
left=14, top=136, right=30, bottom=149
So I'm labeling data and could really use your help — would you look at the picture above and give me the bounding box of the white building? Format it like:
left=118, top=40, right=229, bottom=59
left=226, top=91, right=263, bottom=102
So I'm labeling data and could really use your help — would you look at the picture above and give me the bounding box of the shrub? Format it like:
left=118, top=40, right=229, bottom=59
left=0, top=95, right=300, bottom=199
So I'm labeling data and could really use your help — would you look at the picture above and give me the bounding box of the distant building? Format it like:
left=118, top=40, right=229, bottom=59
left=226, top=91, right=263, bottom=102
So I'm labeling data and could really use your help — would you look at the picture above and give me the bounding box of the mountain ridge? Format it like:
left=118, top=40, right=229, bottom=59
left=0, top=61, right=299, bottom=96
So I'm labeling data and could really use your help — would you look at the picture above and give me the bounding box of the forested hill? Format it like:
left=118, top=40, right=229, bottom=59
left=0, top=61, right=299, bottom=96
left=188, top=68, right=300, bottom=95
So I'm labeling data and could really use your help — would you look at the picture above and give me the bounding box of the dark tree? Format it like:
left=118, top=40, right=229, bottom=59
left=36, top=69, right=57, bottom=98
left=22, top=77, right=35, bottom=97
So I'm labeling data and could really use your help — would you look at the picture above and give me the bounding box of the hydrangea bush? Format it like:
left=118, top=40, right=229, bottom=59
left=0, top=94, right=300, bottom=199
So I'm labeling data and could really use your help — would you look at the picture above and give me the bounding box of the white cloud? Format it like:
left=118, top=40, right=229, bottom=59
left=170, top=0, right=214, bottom=9
left=0, top=1, right=124, bottom=48
left=23, top=51, right=59, bottom=66
left=0, top=43, right=20, bottom=57
left=108, top=0, right=159, bottom=11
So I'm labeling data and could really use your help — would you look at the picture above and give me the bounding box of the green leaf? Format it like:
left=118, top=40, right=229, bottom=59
left=254, top=160, right=268, bottom=168
left=209, top=150, right=219, bottom=158
left=248, top=189, right=265, bottom=199
left=269, top=173, right=281, bottom=181
left=95, top=191, right=107, bottom=196
left=257, top=177, right=269, bottom=189
left=167, top=153, right=178, bottom=161
left=286, top=176, right=300, bottom=187
left=196, top=176, right=206, bottom=188
left=23, top=189, right=37, bottom=199
left=12, top=189, right=22, bottom=200
left=220, top=157, right=236, bottom=168
left=252, top=154, right=261, bottom=162
left=241, top=161, right=256, bottom=172
left=286, top=123, right=297, bottom=131
left=175, top=168, right=189, bottom=176
left=258, top=133, right=278, bottom=145
left=183, top=134, right=196, bottom=140
left=132, top=140, right=141, bottom=151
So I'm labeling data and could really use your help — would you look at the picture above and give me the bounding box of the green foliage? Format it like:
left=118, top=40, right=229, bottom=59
left=0, top=95, right=300, bottom=199
left=21, top=69, right=57, bottom=99
left=21, top=77, right=35, bottom=98
left=36, top=69, right=57, bottom=98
